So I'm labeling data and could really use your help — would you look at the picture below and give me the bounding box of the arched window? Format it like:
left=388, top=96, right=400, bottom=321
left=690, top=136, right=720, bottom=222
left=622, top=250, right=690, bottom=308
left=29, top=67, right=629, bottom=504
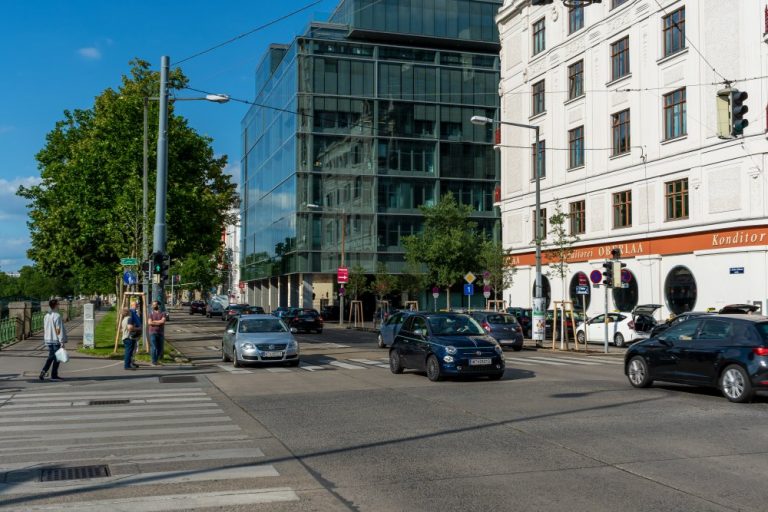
left=569, top=272, right=591, bottom=310
left=612, top=269, right=638, bottom=312
left=664, top=266, right=697, bottom=314
left=532, top=275, right=551, bottom=310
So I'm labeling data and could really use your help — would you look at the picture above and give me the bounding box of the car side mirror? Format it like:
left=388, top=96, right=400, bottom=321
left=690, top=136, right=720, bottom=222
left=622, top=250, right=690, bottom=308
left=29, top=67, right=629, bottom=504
left=290, top=327, right=298, bottom=334
left=658, top=337, right=671, bottom=346
left=226, top=328, right=235, bottom=335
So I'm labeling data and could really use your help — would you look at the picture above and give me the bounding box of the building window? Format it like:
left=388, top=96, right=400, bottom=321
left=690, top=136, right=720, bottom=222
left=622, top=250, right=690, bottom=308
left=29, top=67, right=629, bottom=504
left=532, top=80, right=545, bottom=115
left=568, top=126, right=584, bottom=169
left=569, top=200, right=585, bottom=235
left=533, top=208, right=547, bottom=241
left=663, top=88, right=686, bottom=140
left=612, top=0, right=629, bottom=8
left=532, top=18, right=546, bottom=55
left=612, top=269, right=638, bottom=312
left=663, top=7, right=685, bottom=57
left=610, top=36, right=630, bottom=81
left=665, top=178, right=689, bottom=220
left=569, top=5, right=584, bottom=34
left=568, top=60, right=584, bottom=100
left=569, top=272, right=591, bottom=310
left=611, top=109, right=630, bottom=156
left=613, top=190, right=632, bottom=228
left=664, top=265, right=697, bottom=314
left=532, top=140, right=546, bottom=179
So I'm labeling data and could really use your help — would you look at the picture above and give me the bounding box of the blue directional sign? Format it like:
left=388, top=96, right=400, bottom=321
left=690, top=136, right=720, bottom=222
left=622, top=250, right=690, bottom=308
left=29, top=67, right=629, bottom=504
left=463, top=283, right=474, bottom=296
left=730, top=267, right=744, bottom=275
left=575, top=285, right=589, bottom=295
left=123, top=270, right=138, bottom=286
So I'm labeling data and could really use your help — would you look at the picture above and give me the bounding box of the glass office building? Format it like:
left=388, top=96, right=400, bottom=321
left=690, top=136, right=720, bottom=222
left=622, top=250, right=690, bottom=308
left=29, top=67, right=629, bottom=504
left=241, top=0, right=502, bottom=310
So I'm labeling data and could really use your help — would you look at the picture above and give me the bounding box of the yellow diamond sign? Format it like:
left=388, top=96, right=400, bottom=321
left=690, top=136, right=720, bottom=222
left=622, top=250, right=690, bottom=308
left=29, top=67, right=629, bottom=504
left=464, top=272, right=476, bottom=284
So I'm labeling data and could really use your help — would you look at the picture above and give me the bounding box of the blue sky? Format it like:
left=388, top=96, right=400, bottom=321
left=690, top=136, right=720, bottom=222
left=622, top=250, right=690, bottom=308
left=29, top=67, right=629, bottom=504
left=0, top=0, right=337, bottom=272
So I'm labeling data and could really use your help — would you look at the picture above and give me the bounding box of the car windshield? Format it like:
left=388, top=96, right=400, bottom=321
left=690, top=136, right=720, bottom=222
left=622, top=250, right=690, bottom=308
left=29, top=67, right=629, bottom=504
left=239, top=319, right=287, bottom=333
left=427, top=315, right=485, bottom=336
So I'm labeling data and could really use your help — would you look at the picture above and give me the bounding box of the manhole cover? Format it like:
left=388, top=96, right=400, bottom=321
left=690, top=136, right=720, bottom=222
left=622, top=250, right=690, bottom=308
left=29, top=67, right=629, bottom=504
left=88, top=399, right=130, bottom=406
left=159, top=375, right=198, bottom=383
left=40, top=465, right=110, bottom=482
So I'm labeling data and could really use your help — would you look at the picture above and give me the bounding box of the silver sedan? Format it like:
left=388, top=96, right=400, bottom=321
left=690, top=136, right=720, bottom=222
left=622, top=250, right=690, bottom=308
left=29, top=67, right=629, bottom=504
left=221, top=314, right=300, bottom=367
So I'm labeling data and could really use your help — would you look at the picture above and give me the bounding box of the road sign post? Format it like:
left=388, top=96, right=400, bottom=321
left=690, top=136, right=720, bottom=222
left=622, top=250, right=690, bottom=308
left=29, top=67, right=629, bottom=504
left=337, top=267, right=348, bottom=326
left=464, top=283, right=474, bottom=313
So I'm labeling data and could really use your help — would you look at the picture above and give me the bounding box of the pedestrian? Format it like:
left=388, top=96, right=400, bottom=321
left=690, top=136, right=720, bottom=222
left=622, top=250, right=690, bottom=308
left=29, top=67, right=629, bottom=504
left=121, top=306, right=141, bottom=370
left=40, top=299, right=67, bottom=381
left=148, top=300, right=166, bottom=366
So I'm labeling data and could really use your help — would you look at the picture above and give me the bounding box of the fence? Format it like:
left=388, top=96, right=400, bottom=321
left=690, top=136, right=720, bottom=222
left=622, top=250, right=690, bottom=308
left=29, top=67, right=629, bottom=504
left=0, top=317, right=17, bottom=346
left=0, top=301, right=86, bottom=348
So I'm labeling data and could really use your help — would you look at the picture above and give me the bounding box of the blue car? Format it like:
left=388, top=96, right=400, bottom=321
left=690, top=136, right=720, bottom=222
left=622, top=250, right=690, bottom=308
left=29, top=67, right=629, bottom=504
left=378, top=311, right=415, bottom=348
left=389, top=312, right=505, bottom=381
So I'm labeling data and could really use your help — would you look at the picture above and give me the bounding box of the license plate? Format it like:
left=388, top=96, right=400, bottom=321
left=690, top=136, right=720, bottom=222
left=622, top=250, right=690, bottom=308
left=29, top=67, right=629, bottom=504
left=500, top=339, right=514, bottom=344
left=469, top=358, right=492, bottom=366
left=264, top=351, right=283, bottom=358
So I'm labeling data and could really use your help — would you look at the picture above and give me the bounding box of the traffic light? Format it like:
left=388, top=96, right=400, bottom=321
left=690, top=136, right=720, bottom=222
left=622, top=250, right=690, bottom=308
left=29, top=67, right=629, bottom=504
left=141, top=260, right=149, bottom=273
left=613, top=261, right=627, bottom=285
left=730, top=89, right=749, bottom=137
left=161, top=254, right=170, bottom=282
left=152, top=252, right=163, bottom=275
left=602, top=261, right=614, bottom=288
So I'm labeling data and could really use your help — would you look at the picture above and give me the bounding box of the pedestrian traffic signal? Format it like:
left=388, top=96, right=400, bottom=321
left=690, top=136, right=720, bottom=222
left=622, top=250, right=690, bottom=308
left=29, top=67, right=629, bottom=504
left=730, top=89, right=748, bottom=137
left=141, top=260, right=149, bottom=272
left=152, top=252, right=163, bottom=274
left=602, top=261, right=614, bottom=288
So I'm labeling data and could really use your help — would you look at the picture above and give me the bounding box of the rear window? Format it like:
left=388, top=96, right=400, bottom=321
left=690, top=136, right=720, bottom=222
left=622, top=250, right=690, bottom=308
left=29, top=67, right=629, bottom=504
left=486, top=314, right=518, bottom=325
left=753, top=322, right=768, bottom=342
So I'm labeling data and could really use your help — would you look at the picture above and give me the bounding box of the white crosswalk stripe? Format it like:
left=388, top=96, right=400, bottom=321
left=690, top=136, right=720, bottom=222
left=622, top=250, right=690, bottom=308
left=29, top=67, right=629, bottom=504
left=510, top=354, right=626, bottom=367
left=0, top=386, right=299, bottom=510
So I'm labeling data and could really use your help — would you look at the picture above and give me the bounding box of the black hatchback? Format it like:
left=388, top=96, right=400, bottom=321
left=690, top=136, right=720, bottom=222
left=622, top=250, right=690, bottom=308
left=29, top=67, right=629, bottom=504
left=624, top=315, right=768, bottom=402
left=389, top=312, right=505, bottom=382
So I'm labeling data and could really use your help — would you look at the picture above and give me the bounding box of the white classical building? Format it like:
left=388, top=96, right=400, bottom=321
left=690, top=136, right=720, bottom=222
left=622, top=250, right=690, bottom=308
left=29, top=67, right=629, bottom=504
left=221, top=211, right=243, bottom=303
left=496, top=0, right=768, bottom=321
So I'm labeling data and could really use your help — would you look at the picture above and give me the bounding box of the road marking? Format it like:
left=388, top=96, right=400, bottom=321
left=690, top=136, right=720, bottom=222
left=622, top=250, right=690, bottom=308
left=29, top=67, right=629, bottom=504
left=0, top=402, right=220, bottom=417
left=327, top=361, right=366, bottom=370
left=0, top=447, right=265, bottom=472
left=516, top=357, right=569, bottom=366
left=266, top=368, right=292, bottom=373
left=0, top=415, right=232, bottom=433
left=541, top=356, right=603, bottom=366
left=216, top=364, right=251, bottom=374
left=0, top=435, right=251, bottom=456
left=583, top=356, right=625, bottom=364
left=0, top=424, right=241, bottom=444
left=299, top=362, right=326, bottom=371
left=16, top=488, right=300, bottom=511
left=0, top=464, right=280, bottom=495
left=0, top=397, right=214, bottom=410
left=0, top=408, right=224, bottom=423
left=205, top=346, right=219, bottom=351
left=0, top=388, right=206, bottom=399
left=306, top=342, right=350, bottom=349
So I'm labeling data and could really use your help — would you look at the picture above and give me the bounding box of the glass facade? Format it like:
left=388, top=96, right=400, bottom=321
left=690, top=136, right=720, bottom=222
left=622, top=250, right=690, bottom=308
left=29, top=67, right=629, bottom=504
left=241, top=0, right=501, bottom=283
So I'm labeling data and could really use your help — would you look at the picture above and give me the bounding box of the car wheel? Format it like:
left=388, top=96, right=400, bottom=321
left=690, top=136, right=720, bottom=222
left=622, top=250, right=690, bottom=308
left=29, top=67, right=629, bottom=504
left=720, top=365, right=753, bottom=403
left=389, top=349, right=404, bottom=374
left=627, top=356, right=652, bottom=388
left=512, top=346, right=522, bottom=352
left=426, top=354, right=442, bottom=382
left=221, top=344, right=230, bottom=362
left=577, top=331, right=586, bottom=345
left=614, top=333, right=625, bottom=348
left=377, top=334, right=385, bottom=348
left=232, top=348, right=242, bottom=368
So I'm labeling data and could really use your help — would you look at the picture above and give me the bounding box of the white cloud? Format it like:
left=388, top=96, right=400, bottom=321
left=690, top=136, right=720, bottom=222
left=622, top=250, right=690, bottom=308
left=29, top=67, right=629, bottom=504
left=224, top=162, right=241, bottom=187
left=77, top=47, right=102, bottom=60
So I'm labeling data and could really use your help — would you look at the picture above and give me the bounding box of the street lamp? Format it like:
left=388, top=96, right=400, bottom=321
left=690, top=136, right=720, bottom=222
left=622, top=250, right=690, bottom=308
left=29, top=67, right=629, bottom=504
left=151, top=56, right=230, bottom=307
left=470, top=115, right=544, bottom=344
left=306, top=203, right=347, bottom=326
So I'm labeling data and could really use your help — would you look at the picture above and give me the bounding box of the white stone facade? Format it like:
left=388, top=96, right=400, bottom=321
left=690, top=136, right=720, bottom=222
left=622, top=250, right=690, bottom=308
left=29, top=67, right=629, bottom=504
left=497, top=0, right=768, bottom=320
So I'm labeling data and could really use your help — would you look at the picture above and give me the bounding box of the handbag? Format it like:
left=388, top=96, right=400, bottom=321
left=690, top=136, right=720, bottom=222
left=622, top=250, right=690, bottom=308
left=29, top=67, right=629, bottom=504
left=55, top=346, right=69, bottom=363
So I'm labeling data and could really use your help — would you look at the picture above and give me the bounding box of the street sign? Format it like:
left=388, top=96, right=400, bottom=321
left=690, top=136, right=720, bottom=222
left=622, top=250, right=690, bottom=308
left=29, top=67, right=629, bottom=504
left=589, top=270, right=602, bottom=284
left=464, top=272, right=476, bottom=284
left=338, top=285, right=345, bottom=296
left=123, top=270, right=138, bottom=286
left=575, top=285, right=589, bottom=295
left=120, top=257, right=138, bottom=266
left=483, top=284, right=491, bottom=299
left=337, top=267, right=349, bottom=284
left=463, top=283, right=474, bottom=296
left=432, top=286, right=440, bottom=299
left=482, top=270, right=491, bottom=280
left=621, top=283, right=629, bottom=288
left=730, top=267, right=745, bottom=274
left=578, top=273, right=588, bottom=286
left=621, top=269, right=632, bottom=283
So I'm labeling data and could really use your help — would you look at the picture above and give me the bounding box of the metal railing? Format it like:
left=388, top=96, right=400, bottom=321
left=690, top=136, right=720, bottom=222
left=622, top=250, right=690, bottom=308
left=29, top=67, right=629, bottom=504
left=0, top=317, right=18, bottom=346
left=31, top=311, right=45, bottom=333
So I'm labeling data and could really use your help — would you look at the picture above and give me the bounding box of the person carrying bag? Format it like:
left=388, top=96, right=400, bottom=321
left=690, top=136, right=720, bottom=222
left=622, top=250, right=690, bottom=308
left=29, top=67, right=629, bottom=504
left=39, top=299, right=68, bottom=381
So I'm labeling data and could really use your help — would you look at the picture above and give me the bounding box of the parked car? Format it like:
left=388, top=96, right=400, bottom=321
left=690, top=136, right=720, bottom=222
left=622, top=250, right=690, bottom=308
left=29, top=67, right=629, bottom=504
left=222, top=304, right=265, bottom=321
left=378, top=310, right=415, bottom=348
left=389, top=312, right=505, bottom=382
left=189, top=300, right=206, bottom=315
left=631, top=304, right=662, bottom=339
left=181, top=300, right=191, bottom=307
left=285, top=308, right=324, bottom=334
left=649, top=311, right=714, bottom=338
left=575, top=312, right=634, bottom=348
left=206, top=300, right=225, bottom=318
left=719, top=304, right=760, bottom=314
left=221, top=314, right=300, bottom=367
left=624, top=314, right=768, bottom=403
left=272, top=306, right=295, bottom=318
left=320, top=305, right=340, bottom=321
left=469, top=311, right=524, bottom=351
left=506, top=307, right=533, bottom=338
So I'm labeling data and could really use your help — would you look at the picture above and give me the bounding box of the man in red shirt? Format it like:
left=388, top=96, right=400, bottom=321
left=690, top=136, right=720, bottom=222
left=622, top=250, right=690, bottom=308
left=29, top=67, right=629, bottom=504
left=148, top=300, right=166, bottom=366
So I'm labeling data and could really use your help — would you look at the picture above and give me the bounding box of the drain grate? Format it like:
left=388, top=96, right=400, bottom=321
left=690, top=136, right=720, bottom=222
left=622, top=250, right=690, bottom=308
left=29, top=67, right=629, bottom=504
left=40, top=465, right=110, bottom=482
left=159, top=375, right=198, bottom=383
left=88, top=399, right=130, bottom=406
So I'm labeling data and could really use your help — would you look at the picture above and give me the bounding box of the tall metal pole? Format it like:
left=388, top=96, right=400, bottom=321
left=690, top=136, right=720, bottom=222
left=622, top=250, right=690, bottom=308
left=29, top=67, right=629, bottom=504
left=339, top=211, right=345, bottom=327
left=152, top=55, right=170, bottom=306
left=532, top=126, right=545, bottom=348
left=142, top=96, right=150, bottom=349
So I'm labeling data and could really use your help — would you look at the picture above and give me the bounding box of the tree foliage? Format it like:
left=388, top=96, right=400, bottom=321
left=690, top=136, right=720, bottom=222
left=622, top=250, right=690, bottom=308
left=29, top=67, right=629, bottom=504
left=173, top=254, right=222, bottom=293
left=478, top=240, right=516, bottom=305
left=546, top=200, right=579, bottom=298
left=346, top=265, right=368, bottom=300
left=370, top=262, right=397, bottom=301
left=0, top=266, right=71, bottom=299
left=17, top=59, right=238, bottom=294
left=403, top=193, right=480, bottom=301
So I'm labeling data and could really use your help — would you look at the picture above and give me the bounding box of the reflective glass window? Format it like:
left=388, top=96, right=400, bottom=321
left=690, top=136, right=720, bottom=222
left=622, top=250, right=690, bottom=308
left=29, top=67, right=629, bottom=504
left=664, top=266, right=696, bottom=315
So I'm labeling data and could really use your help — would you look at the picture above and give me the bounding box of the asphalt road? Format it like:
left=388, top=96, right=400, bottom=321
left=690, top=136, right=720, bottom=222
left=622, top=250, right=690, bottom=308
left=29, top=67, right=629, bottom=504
left=163, top=312, right=768, bottom=512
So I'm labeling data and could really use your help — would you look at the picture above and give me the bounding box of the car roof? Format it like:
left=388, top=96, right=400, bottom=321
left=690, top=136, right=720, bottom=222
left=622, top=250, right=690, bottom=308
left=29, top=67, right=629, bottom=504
left=712, top=314, right=768, bottom=323
left=238, top=314, right=283, bottom=320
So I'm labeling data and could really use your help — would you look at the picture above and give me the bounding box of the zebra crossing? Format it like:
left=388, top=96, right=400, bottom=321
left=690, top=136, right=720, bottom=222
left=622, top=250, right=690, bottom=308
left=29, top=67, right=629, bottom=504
left=512, top=354, right=625, bottom=367
left=0, top=386, right=299, bottom=511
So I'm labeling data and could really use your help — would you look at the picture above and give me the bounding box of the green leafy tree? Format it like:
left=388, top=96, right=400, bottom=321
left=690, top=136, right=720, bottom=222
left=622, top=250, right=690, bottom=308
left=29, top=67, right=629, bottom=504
left=175, top=254, right=222, bottom=294
left=346, top=265, right=368, bottom=300
left=546, top=200, right=580, bottom=346
left=17, top=59, right=238, bottom=294
left=478, top=240, right=516, bottom=309
left=403, top=193, right=480, bottom=308
left=370, top=262, right=397, bottom=301
left=398, top=261, right=429, bottom=307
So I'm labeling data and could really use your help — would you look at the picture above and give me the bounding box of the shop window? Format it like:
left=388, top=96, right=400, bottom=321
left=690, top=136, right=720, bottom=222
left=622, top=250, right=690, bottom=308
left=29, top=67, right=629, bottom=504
left=569, top=272, right=591, bottom=310
left=664, top=265, right=697, bottom=314
left=612, top=269, right=638, bottom=312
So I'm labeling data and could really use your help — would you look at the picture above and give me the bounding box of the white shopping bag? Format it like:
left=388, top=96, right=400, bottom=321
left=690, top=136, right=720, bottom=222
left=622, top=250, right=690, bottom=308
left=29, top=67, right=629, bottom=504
left=55, top=347, right=69, bottom=363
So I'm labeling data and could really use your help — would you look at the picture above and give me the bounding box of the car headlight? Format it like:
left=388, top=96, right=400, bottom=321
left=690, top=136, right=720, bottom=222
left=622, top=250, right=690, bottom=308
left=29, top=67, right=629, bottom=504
left=446, top=346, right=457, bottom=355
left=443, top=355, right=454, bottom=363
left=494, top=344, right=503, bottom=355
left=241, top=343, right=255, bottom=351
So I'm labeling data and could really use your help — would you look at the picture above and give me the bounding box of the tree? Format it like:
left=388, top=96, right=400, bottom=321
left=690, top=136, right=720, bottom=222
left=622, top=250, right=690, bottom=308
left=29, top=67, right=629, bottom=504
left=17, top=59, right=238, bottom=294
left=345, top=265, right=368, bottom=300
left=174, top=254, right=222, bottom=294
left=478, top=240, right=516, bottom=309
left=403, top=193, right=480, bottom=309
left=546, top=200, right=579, bottom=347
left=398, top=261, right=429, bottom=307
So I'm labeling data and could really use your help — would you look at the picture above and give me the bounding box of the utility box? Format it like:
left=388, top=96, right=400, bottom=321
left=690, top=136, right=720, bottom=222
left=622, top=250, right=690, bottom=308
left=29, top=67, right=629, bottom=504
left=83, top=303, right=95, bottom=349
